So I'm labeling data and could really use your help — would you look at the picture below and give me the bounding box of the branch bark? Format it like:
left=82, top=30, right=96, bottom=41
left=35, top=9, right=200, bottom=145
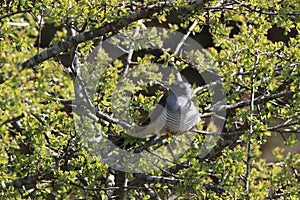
left=20, top=1, right=209, bottom=69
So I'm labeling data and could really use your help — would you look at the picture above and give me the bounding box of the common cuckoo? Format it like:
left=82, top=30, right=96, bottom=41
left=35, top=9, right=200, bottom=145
left=134, top=79, right=200, bottom=137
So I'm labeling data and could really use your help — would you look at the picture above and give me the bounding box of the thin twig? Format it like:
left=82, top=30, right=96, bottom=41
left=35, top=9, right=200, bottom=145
left=0, top=9, right=32, bottom=20
left=122, top=20, right=143, bottom=77
left=133, top=173, right=183, bottom=184
left=174, top=20, right=198, bottom=55
left=244, top=52, right=259, bottom=199
left=224, top=91, right=293, bottom=111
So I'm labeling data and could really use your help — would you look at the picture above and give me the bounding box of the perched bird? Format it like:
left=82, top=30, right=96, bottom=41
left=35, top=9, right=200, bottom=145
left=133, top=77, right=200, bottom=138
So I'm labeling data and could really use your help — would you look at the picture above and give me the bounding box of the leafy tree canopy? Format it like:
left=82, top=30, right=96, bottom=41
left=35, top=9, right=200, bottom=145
left=0, top=0, right=299, bottom=199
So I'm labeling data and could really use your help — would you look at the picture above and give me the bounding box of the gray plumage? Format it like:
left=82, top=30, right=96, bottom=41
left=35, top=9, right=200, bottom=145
left=134, top=80, right=200, bottom=137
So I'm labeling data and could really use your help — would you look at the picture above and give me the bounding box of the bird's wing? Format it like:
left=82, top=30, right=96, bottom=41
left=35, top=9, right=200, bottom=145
left=183, top=100, right=200, bottom=130
left=133, top=93, right=169, bottom=138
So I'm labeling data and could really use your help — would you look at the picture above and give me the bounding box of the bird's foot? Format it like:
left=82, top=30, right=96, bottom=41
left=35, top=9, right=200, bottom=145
left=167, top=131, right=173, bottom=138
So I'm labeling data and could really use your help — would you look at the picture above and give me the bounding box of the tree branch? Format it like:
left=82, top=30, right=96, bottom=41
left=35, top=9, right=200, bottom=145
left=224, top=91, right=293, bottom=111
left=162, top=128, right=247, bottom=176
left=20, top=3, right=165, bottom=68
left=20, top=1, right=209, bottom=69
left=132, top=173, right=183, bottom=185
left=113, top=171, right=127, bottom=200
left=0, top=9, right=32, bottom=20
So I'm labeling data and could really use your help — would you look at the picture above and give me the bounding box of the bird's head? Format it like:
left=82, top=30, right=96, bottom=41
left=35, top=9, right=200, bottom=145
left=169, top=81, right=193, bottom=98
